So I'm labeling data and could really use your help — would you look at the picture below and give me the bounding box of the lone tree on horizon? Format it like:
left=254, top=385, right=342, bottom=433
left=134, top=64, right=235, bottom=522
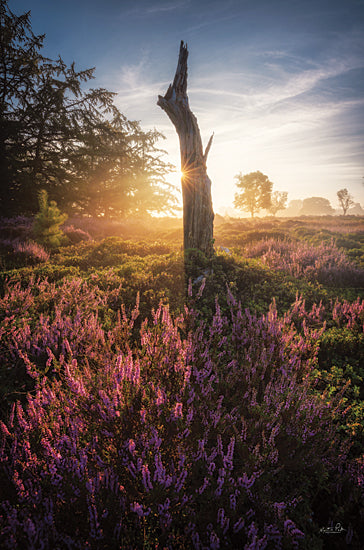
left=337, top=188, right=354, bottom=216
left=234, top=171, right=273, bottom=218
left=157, top=41, right=214, bottom=257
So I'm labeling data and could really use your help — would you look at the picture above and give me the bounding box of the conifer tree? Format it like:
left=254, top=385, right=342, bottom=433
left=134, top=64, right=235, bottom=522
left=33, top=190, right=67, bottom=248
left=0, top=0, right=177, bottom=217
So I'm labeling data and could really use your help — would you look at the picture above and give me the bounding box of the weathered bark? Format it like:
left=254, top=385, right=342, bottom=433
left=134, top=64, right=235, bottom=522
left=157, top=41, right=214, bottom=257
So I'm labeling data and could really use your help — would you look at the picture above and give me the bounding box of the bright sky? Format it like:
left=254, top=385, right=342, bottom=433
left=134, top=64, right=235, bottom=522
left=10, top=0, right=364, bottom=214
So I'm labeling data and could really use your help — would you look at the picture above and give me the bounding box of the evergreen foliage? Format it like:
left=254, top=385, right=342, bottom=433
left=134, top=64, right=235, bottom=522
left=0, top=0, right=177, bottom=217
left=32, top=190, right=67, bottom=249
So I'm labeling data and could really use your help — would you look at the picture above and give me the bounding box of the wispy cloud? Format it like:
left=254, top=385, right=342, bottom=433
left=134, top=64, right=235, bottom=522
left=119, top=62, right=147, bottom=90
left=119, top=0, right=190, bottom=19
left=108, top=19, right=364, bottom=210
left=175, top=52, right=364, bottom=208
left=184, top=12, right=238, bottom=34
left=220, top=62, right=355, bottom=103
left=145, top=1, right=190, bottom=14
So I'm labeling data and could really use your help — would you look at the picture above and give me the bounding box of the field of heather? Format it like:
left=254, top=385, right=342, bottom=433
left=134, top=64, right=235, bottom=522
left=0, top=215, right=363, bottom=549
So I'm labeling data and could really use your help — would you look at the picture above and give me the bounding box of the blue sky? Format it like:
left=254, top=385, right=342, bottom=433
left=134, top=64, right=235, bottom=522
left=9, top=0, right=364, bottom=214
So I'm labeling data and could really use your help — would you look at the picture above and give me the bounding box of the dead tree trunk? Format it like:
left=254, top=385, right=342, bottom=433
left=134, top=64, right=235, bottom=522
left=157, top=41, right=214, bottom=257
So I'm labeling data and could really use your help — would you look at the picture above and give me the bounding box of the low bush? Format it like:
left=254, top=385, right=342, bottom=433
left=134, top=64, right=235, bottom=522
left=243, top=238, right=364, bottom=287
left=1, top=216, right=363, bottom=549
left=53, top=237, right=177, bottom=269
left=32, top=191, right=68, bottom=249
left=0, top=283, right=362, bottom=549
left=62, top=225, right=93, bottom=244
left=0, top=239, right=49, bottom=269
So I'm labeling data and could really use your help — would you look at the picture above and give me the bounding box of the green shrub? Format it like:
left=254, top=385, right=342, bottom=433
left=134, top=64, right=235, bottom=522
left=33, top=190, right=68, bottom=249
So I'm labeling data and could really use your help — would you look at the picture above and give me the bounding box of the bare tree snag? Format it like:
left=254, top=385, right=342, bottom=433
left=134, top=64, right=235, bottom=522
left=157, top=41, right=214, bottom=257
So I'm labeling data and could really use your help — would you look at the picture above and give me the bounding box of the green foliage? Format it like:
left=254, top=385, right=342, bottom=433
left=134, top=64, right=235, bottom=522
left=1, top=220, right=363, bottom=406
left=0, top=214, right=364, bottom=548
left=316, top=325, right=364, bottom=452
left=32, top=190, right=68, bottom=249
left=0, top=0, right=177, bottom=217
left=53, top=236, right=177, bottom=267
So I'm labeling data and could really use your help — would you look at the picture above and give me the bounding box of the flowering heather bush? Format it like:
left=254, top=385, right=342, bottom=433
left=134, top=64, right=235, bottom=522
left=0, top=239, right=49, bottom=266
left=12, top=241, right=50, bottom=263
left=244, top=238, right=364, bottom=287
left=332, top=297, right=364, bottom=332
left=316, top=297, right=364, bottom=445
left=62, top=225, right=92, bottom=244
left=0, top=279, right=362, bottom=549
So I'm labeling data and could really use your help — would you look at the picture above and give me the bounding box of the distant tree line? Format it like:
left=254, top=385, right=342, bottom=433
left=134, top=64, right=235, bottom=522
left=0, top=0, right=177, bottom=218
left=284, top=191, right=362, bottom=217
left=233, top=170, right=362, bottom=217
